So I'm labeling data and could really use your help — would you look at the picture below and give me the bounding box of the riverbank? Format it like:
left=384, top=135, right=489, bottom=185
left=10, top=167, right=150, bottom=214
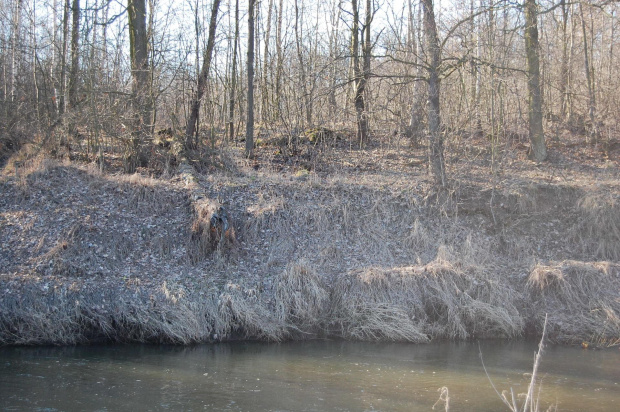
left=1, top=133, right=619, bottom=346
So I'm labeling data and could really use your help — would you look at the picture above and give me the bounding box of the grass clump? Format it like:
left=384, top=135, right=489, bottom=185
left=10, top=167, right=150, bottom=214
left=328, top=258, right=523, bottom=342
left=573, top=193, right=620, bottom=260
left=275, top=260, right=329, bottom=337
left=527, top=261, right=620, bottom=344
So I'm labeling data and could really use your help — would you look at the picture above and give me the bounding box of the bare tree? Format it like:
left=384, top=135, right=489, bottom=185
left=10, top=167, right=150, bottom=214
left=227, top=0, right=239, bottom=143
left=261, top=0, right=273, bottom=122
left=185, top=0, right=222, bottom=151
left=59, top=0, right=69, bottom=114
left=406, top=0, right=425, bottom=143
left=295, top=0, right=311, bottom=126
left=127, top=0, right=152, bottom=171
left=421, top=0, right=446, bottom=186
left=350, top=0, right=369, bottom=145
left=246, top=0, right=256, bottom=157
left=580, top=2, right=597, bottom=142
left=68, top=0, right=79, bottom=108
left=524, top=0, right=547, bottom=161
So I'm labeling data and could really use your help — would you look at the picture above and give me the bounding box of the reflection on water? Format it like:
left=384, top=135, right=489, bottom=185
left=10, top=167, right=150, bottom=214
left=0, top=341, right=618, bottom=411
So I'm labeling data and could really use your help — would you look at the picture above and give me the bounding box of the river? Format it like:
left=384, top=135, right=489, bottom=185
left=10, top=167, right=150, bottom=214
left=1, top=340, right=618, bottom=411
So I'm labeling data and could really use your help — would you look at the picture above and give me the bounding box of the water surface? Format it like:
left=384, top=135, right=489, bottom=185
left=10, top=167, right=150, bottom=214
left=1, top=341, right=618, bottom=411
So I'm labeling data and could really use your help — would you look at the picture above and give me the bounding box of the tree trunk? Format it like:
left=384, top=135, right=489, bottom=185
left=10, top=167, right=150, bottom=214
left=580, top=3, right=597, bottom=142
left=295, top=0, right=311, bottom=127
left=228, top=0, right=239, bottom=143
left=470, top=0, right=481, bottom=137
left=9, top=0, right=22, bottom=102
left=524, top=0, right=547, bottom=161
left=327, top=0, right=340, bottom=120
left=59, top=0, right=69, bottom=114
left=275, top=0, right=283, bottom=119
left=127, top=0, right=152, bottom=172
left=261, top=0, right=273, bottom=123
left=68, top=0, right=79, bottom=108
left=407, top=0, right=425, bottom=143
left=559, top=0, right=569, bottom=122
left=246, top=0, right=256, bottom=158
left=351, top=0, right=368, bottom=146
left=185, top=0, right=222, bottom=151
left=421, top=0, right=446, bottom=186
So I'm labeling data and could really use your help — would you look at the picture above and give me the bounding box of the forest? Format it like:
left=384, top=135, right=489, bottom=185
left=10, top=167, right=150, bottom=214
left=0, top=0, right=619, bottom=347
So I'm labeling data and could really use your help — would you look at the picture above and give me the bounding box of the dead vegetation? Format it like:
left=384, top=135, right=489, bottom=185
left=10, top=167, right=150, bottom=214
left=328, top=256, right=523, bottom=342
left=573, top=193, right=620, bottom=260
left=1, top=130, right=619, bottom=346
left=527, top=261, right=620, bottom=345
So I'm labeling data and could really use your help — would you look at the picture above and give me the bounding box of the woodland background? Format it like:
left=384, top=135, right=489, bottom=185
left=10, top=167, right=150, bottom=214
left=0, top=0, right=617, bottom=174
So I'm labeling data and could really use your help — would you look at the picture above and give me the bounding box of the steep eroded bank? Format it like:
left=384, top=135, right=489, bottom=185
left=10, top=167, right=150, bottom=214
left=1, top=144, right=619, bottom=346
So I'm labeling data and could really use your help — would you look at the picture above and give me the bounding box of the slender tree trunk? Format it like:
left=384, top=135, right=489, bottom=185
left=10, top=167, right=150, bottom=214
left=295, top=0, right=310, bottom=126
left=470, top=0, right=481, bottom=137
left=327, top=0, right=340, bottom=120
left=59, top=0, right=69, bottom=114
left=275, top=0, right=283, bottom=119
left=10, top=0, right=22, bottom=102
left=408, top=1, right=425, bottom=144
left=559, top=0, right=569, bottom=122
left=51, top=0, right=59, bottom=115
left=421, top=0, right=446, bottom=186
left=261, top=0, right=273, bottom=123
left=127, top=0, right=152, bottom=171
left=228, top=0, right=239, bottom=143
left=185, top=0, right=222, bottom=150
left=361, top=0, right=371, bottom=137
left=524, top=0, right=547, bottom=161
left=580, top=3, right=597, bottom=142
left=68, top=0, right=79, bottom=108
left=351, top=0, right=368, bottom=146
left=609, top=8, right=615, bottom=86
left=32, top=1, right=40, bottom=123
left=246, top=0, right=256, bottom=157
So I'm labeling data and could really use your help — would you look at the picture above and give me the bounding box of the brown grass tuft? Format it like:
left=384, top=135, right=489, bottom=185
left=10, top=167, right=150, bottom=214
left=573, top=193, right=620, bottom=260
left=215, top=283, right=284, bottom=341
left=275, top=260, right=329, bottom=336
left=527, top=261, right=620, bottom=344
left=329, top=259, right=522, bottom=342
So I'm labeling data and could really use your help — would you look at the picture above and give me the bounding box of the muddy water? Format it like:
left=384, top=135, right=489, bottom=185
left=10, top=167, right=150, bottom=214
left=0, top=341, right=618, bottom=411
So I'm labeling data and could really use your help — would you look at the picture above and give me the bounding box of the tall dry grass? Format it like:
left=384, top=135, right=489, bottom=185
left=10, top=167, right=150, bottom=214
left=0, top=280, right=289, bottom=345
left=573, top=193, right=620, bottom=260
left=527, top=261, right=620, bottom=344
left=328, top=254, right=523, bottom=342
left=275, top=260, right=329, bottom=337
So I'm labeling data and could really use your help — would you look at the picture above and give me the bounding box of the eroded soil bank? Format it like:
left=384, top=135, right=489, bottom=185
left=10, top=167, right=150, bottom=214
left=1, top=136, right=619, bottom=346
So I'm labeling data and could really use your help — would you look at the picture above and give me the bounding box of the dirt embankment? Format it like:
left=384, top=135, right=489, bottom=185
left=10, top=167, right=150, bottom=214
left=1, top=140, right=619, bottom=346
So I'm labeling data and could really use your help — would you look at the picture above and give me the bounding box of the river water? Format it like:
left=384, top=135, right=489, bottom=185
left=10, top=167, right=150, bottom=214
left=0, top=340, right=618, bottom=411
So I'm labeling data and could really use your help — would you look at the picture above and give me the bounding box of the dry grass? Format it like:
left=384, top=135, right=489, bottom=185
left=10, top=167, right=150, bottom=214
left=573, top=193, right=620, bottom=260
left=275, top=260, right=329, bottom=336
left=0, top=280, right=288, bottom=345
left=215, top=282, right=285, bottom=341
left=527, top=261, right=620, bottom=344
left=328, top=255, right=523, bottom=342
left=1, top=134, right=619, bottom=345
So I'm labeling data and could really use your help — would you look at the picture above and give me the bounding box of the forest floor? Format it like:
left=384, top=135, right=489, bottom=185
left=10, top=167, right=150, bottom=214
left=1, top=128, right=619, bottom=346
